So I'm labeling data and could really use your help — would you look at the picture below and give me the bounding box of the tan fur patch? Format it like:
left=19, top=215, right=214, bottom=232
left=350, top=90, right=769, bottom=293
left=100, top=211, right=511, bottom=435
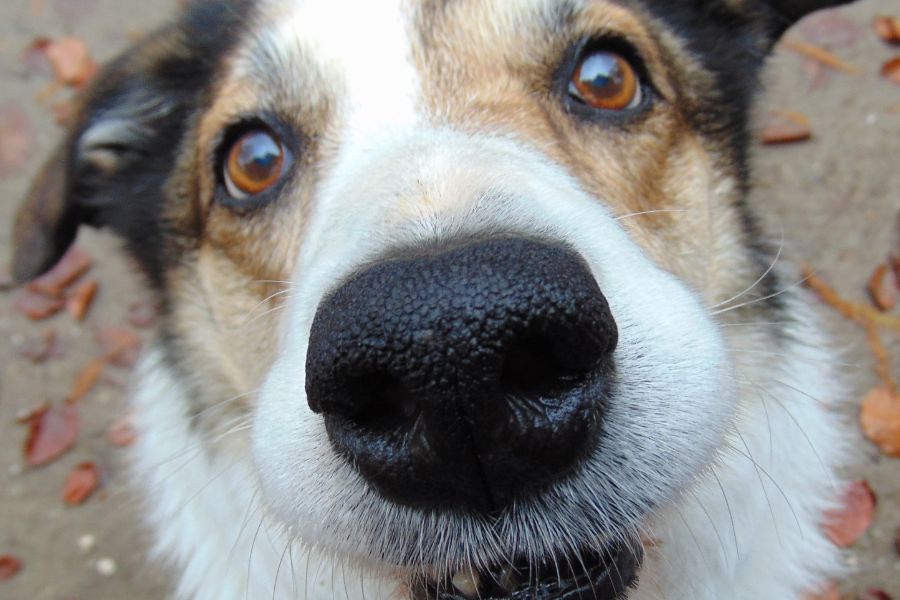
left=409, top=0, right=756, bottom=304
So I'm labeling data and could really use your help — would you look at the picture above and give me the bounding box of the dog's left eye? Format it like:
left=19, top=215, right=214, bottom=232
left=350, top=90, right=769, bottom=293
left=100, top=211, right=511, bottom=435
left=568, top=49, right=642, bottom=112
left=222, top=128, right=291, bottom=200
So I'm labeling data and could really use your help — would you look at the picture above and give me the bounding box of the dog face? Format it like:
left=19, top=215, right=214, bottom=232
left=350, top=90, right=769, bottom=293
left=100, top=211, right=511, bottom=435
left=12, top=0, right=852, bottom=597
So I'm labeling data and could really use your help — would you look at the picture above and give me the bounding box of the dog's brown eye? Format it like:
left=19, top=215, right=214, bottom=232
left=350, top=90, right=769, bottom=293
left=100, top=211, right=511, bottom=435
left=224, top=129, right=287, bottom=199
left=569, top=50, right=641, bottom=111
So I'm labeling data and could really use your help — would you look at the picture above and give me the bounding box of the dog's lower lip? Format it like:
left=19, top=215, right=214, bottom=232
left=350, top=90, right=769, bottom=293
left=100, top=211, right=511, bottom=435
left=414, top=540, right=643, bottom=600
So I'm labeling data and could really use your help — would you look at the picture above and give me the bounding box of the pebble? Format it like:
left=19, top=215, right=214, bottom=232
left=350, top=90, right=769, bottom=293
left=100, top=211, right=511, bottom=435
left=78, top=534, right=96, bottom=553
left=96, top=557, right=117, bottom=577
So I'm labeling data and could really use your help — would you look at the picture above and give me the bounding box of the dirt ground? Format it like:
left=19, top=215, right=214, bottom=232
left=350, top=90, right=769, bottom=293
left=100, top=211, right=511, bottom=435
left=0, top=0, right=898, bottom=598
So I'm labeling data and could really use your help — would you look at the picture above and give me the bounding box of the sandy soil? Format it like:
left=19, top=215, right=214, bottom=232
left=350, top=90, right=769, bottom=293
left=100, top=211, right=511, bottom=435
left=0, top=0, right=898, bottom=598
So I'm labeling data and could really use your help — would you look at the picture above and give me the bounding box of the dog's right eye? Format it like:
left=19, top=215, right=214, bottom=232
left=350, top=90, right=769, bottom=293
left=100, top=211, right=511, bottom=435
left=222, top=128, right=291, bottom=200
left=569, top=50, right=642, bottom=112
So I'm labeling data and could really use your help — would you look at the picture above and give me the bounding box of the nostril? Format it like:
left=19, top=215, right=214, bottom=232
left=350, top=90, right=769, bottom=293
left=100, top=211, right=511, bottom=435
left=347, top=373, right=419, bottom=431
left=501, top=335, right=593, bottom=397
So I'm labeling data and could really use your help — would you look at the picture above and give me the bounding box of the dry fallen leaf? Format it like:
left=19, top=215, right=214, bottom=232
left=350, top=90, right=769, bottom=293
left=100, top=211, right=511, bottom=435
left=63, top=462, right=100, bottom=505
left=66, top=279, right=98, bottom=321
left=107, top=415, right=138, bottom=448
left=823, top=480, right=876, bottom=548
left=761, top=110, right=813, bottom=145
left=861, top=386, right=900, bottom=457
left=883, top=57, right=900, bottom=84
left=868, top=263, right=899, bottom=311
left=804, top=582, right=840, bottom=600
left=874, top=16, right=900, bottom=45
left=27, top=245, right=93, bottom=297
left=799, top=9, right=864, bottom=48
left=23, top=404, right=79, bottom=467
left=0, top=102, right=35, bottom=179
left=66, top=357, right=107, bottom=404
left=13, top=289, right=64, bottom=321
left=22, top=37, right=53, bottom=76
left=859, top=590, right=894, bottom=600
left=43, top=37, right=98, bottom=88
left=127, top=299, right=158, bottom=328
left=95, top=326, right=141, bottom=367
left=0, top=555, right=23, bottom=581
left=16, top=328, right=61, bottom=364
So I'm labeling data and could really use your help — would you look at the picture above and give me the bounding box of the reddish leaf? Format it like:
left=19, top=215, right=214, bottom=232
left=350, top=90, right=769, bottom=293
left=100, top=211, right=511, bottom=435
left=760, top=110, right=812, bottom=145
left=95, top=326, right=141, bottom=367
left=107, top=415, right=138, bottom=448
left=16, top=402, right=50, bottom=425
left=27, top=245, right=92, bottom=297
left=63, top=462, right=100, bottom=505
left=861, top=386, right=900, bottom=457
left=23, top=404, right=79, bottom=467
left=0, top=555, right=22, bottom=581
left=66, top=279, right=99, bottom=321
left=0, top=102, right=35, bottom=179
left=127, top=299, right=158, bottom=328
left=823, top=480, right=876, bottom=547
left=882, top=57, right=900, bottom=84
left=874, top=16, right=900, bottom=45
left=804, top=582, right=839, bottom=600
left=43, top=37, right=98, bottom=88
left=859, top=590, right=894, bottom=600
left=13, top=289, right=64, bottom=321
left=22, top=37, right=53, bottom=76
left=798, top=9, right=864, bottom=48
left=17, top=328, right=61, bottom=364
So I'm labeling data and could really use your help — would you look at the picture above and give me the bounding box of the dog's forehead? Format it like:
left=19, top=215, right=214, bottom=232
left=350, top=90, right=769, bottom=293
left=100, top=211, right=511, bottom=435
left=234, top=0, right=649, bottom=134
left=256, top=0, right=423, bottom=137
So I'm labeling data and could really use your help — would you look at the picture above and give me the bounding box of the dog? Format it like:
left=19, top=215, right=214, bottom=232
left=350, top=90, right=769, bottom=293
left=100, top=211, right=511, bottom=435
left=11, top=0, right=856, bottom=598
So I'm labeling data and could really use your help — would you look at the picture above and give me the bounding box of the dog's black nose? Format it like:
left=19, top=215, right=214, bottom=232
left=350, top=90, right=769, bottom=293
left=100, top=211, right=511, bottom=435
left=305, top=237, right=617, bottom=511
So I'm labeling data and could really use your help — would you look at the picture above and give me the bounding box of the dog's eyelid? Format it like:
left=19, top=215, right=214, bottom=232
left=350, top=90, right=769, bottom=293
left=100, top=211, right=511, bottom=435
left=558, top=36, right=658, bottom=120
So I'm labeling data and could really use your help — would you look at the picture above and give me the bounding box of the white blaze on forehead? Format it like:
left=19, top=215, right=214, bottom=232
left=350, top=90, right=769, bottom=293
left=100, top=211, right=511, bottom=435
left=272, top=0, right=420, bottom=141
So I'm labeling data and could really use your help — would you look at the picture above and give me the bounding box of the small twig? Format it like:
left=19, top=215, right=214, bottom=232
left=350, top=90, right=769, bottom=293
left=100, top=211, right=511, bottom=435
left=803, top=266, right=900, bottom=332
left=781, top=38, right=864, bottom=76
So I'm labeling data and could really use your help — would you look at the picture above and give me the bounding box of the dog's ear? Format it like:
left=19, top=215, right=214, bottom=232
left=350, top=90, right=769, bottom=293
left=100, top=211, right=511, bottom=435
left=10, top=1, right=245, bottom=284
left=758, top=0, right=857, bottom=37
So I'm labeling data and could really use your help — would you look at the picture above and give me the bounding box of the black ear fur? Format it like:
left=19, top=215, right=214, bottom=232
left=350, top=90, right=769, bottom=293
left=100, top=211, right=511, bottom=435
left=10, top=0, right=250, bottom=285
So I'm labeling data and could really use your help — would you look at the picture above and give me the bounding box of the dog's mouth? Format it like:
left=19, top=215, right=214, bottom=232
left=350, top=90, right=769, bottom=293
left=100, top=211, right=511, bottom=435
left=411, top=540, right=643, bottom=600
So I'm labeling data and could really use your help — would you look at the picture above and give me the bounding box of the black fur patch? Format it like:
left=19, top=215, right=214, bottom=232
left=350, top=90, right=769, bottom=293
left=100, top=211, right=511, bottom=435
left=630, top=0, right=796, bottom=319
left=68, top=0, right=256, bottom=288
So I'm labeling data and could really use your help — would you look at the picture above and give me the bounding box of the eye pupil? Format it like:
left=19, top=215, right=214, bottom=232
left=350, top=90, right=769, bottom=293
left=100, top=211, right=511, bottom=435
left=225, top=129, right=286, bottom=198
left=579, top=54, right=625, bottom=97
left=570, top=50, right=640, bottom=112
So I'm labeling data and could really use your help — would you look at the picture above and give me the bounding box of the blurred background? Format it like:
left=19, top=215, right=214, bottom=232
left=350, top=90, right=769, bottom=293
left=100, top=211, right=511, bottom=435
left=0, top=0, right=898, bottom=598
